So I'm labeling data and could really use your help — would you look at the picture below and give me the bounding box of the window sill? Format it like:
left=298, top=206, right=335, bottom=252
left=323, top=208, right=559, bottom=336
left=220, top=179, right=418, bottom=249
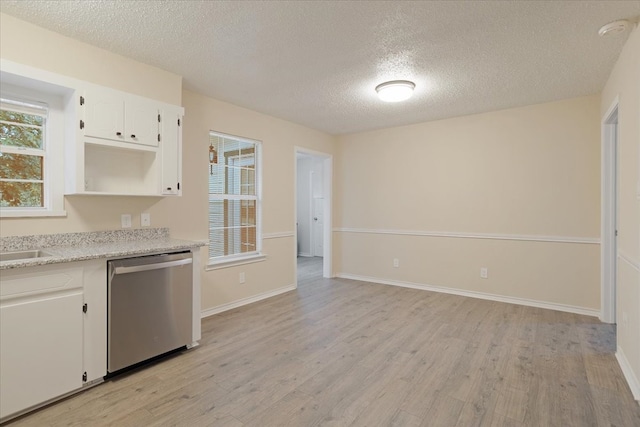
left=206, top=253, right=267, bottom=271
left=0, top=209, right=67, bottom=218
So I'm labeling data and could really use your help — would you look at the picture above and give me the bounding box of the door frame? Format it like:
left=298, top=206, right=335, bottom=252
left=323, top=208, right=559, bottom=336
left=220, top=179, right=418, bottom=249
left=294, top=147, right=333, bottom=282
left=601, top=96, right=619, bottom=324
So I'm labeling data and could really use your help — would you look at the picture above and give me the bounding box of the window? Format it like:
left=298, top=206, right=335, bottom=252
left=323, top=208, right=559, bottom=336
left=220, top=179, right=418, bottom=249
left=0, top=80, right=66, bottom=218
left=208, top=131, right=262, bottom=266
left=0, top=98, right=47, bottom=209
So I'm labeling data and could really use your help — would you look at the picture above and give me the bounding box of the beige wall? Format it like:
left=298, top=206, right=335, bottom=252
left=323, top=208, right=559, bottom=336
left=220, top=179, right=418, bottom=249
left=1, top=14, right=635, bottom=389
left=601, top=26, right=640, bottom=397
left=150, top=90, right=335, bottom=310
left=0, top=13, right=182, bottom=237
left=0, top=13, right=181, bottom=104
left=0, top=13, right=337, bottom=313
left=335, top=95, right=601, bottom=311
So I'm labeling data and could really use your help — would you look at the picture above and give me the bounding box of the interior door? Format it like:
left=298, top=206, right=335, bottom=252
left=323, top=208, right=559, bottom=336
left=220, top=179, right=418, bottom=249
left=312, top=197, right=324, bottom=257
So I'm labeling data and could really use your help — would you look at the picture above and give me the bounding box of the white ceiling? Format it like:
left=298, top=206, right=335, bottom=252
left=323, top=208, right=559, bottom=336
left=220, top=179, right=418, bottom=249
left=1, top=1, right=639, bottom=135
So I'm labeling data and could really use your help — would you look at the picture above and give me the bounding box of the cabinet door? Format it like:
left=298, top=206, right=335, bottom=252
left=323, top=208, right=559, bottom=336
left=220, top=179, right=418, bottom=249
left=160, top=111, right=182, bottom=195
left=126, top=99, right=159, bottom=147
left=82, top=89, right=125, bottom=141
left=0, top=292, right=83, bottom=419
left=82, top=260, right=107, bottom=383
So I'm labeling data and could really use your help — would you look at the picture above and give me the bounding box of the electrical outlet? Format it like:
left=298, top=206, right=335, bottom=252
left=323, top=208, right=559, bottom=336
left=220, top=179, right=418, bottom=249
left=393, top=258, right=399, bottom=268
left=121, top=214, right=132, bottom=228
left=480, top=267, right=488, bottom=279
left=239, top=272, right=246, bottom=284
left=141, top=213, right=151, bottom=227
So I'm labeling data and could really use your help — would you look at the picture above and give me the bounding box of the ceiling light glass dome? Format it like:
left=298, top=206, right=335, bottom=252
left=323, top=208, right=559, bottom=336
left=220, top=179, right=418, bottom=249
left=375, top=80, right=416, bottom=102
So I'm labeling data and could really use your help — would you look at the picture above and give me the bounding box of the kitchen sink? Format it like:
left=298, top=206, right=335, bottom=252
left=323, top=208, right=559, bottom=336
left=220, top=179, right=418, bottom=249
left=0, top=250, right=54, bottom=262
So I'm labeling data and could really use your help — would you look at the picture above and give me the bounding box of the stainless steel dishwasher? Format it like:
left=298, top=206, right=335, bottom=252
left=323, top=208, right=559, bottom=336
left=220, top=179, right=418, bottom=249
left=107, top=251, right=193, bottom=374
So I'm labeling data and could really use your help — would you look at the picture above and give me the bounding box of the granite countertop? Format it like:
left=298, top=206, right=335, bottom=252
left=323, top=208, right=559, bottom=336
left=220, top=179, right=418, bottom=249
left=0, top=228, right=206, bottom=270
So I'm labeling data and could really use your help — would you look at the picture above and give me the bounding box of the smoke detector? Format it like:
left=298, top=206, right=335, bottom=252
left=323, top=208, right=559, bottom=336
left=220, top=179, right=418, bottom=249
left=598, top=20, right=631, bottom=37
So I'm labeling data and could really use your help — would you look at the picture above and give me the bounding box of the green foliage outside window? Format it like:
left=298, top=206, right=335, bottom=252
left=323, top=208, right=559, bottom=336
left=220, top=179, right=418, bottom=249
left=0, top=108, right=45, bottom=208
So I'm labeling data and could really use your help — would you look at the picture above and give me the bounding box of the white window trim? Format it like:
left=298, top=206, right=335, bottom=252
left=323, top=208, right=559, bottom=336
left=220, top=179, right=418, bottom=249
left=0, top=85, right=66, bottom=218
left=207, top=131, right=262, bottom=268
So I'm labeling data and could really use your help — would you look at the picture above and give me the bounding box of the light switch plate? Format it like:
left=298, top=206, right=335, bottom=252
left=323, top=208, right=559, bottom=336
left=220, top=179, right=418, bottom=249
left=121, top=214, right=132, bottom=228
left=141, top=213, right=151, bottom=227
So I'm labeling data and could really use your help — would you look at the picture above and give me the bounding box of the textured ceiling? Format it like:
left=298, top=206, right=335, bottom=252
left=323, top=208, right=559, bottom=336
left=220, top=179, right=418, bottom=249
left=1, top=1, right=639, bottom=135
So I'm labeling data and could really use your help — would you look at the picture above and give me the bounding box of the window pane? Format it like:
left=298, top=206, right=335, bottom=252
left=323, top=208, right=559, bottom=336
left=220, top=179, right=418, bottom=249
left=0, top=122, right=44, bottom=149
left=208, top=164, right=225, bottom=194
left=209, top=200, right=226, bottom=228
left=0, top=109, right=44, bottom=127
left=221, top=137, right=240, bottom=165
left=240, top=168, right=255, bottom=195
left=208, top=132, right=260, bottom=260
left=228, top=199, right=242, bottom=227
left=239, top=141, right=255, bottom=169
left=209, top=199, right=257, bottom=258
left=0, top=152, right=43, bottom=180
left=224, top=166, right=241, bottom=195
left=209, top=228, right=225, bottom=258
left=209, top=134, right=221, bottom=162
left=241, top=226, right=256, bottom=252
left=0, top=181, right=43, bottom=207
left=241, top=200, right=256, bottom=226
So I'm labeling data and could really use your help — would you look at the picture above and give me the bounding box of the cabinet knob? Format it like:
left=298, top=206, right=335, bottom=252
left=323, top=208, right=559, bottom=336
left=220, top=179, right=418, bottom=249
left=131, top=134, right=136, bottom=139
left=116, top=132, right=122, bottom=136
left=166, top=187, right=172, bottom=191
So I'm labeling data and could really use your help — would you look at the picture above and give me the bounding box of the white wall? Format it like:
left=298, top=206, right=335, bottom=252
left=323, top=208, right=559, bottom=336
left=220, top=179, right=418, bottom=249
left=601, top=25, right=640, bottom=400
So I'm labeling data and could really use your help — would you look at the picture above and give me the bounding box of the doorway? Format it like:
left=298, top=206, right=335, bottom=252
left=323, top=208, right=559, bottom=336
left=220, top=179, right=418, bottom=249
left=295, top=148, right=332, bottom=285
left=601, top=99, right=618, bottom=324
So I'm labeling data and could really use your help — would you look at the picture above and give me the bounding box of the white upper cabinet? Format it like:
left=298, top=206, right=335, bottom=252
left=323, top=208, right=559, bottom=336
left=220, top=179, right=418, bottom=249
left=126, top=98, right=160, bottom=147
left=160, top=110, right=182, bottom=195
left=65, top=84, right=184, bottom=196
left=0, top=61, right=183, bottom=197
left=82, top=88, right=159, bottom=147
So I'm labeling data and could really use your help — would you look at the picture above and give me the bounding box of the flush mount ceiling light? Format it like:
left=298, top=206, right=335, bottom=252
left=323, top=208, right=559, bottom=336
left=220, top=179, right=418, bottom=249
left=375, top=80, right=416, bottom=102
left=598, top=19, right=631, bottom=37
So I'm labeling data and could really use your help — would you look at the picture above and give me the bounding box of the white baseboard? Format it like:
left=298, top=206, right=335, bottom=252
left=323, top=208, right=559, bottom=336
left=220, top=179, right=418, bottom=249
left=616, top=347, right=640, bottom=403
left=336, top=273, right=599, bottom=318
left=201, top=284, right=296, bottom=318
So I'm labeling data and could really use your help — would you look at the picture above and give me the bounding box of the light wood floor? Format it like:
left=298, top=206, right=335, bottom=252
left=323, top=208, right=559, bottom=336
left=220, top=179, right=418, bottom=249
left=7, top=257, right=640, bottom=426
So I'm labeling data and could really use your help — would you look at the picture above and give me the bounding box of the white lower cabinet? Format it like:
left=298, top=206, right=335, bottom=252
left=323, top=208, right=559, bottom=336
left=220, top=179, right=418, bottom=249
left=0, top=260, right=106, bottom=422
left=0, top=292, right=83, bottom=419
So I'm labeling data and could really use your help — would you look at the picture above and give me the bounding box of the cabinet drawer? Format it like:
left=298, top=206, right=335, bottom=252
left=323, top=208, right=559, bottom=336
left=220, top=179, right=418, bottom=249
left=0, top=264, right=83, bottom=300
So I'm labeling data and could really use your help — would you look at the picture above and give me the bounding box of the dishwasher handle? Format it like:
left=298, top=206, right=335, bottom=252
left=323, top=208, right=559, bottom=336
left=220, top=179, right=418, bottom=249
left=113, top=258, right=193, bottom=275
